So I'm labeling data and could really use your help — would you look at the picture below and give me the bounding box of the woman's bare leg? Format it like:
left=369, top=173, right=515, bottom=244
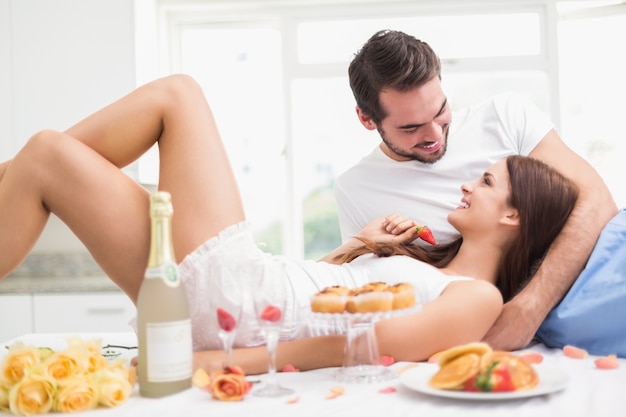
left=0, top=131, right=151, bottom=300
left=0, top=75, right=245, bottom=301
left=64, top=74, right=245, bottom=258
left=0, top=160, right=9, bottom=181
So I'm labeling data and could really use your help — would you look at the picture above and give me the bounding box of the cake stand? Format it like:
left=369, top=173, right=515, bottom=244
left=311, top=306, right=421, bottom=383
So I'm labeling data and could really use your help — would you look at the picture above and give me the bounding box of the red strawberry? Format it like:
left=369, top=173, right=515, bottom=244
left=463, top=374, right=480, bottom=392
left=217, top=308, right=237, bottom=332
left=416, top=225, right=436, bottom=245
left=260, top=305, right=282, bottom=323
left=490, top=366, right=515, bottom=392
left=464, top=361, right=515, bottom=392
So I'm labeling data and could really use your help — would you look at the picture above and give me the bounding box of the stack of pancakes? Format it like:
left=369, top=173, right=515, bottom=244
left=428, top=342, right=539, bottom=392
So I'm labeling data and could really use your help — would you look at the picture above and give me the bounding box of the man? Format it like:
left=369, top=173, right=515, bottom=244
left=334, top=30, right=618, bottom=351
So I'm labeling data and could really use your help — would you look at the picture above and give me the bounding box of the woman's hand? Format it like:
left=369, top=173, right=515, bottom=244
left=319, top=214, right=424, bottom=263
left=357, top=214, right=419, bottom=244
left=193, top=350, right=226, bottom=375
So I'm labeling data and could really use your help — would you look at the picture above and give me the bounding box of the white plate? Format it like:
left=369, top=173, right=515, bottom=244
left=399, top=363, right=569, bottom=400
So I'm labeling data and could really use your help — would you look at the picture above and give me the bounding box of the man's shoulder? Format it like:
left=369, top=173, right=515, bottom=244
left=336, top=147, right=392, bottom=181
left=454, top=92, right=529, bottom=118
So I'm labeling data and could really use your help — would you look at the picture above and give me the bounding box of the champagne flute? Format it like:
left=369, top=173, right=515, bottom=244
left=252, top=258, right=294, bottom=397
left=208, top=264, right=243, bottom=367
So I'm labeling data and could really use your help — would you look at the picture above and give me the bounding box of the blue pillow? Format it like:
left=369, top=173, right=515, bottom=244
left=536, top=208, right=626, bottom=356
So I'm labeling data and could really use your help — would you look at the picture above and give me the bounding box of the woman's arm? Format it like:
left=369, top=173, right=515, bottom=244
left=193, top=335, right=346, bottom=375
left=194, top=279, right=502, bottom=375
left=319, top=214, right=418, bottom=264
left=377, top=279, right=502, bottom=360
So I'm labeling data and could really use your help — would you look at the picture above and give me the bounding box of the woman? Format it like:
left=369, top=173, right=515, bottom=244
left=0, top=75, right=578, bottom=375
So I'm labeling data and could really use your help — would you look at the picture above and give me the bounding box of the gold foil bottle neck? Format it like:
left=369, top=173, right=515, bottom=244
left=150, top=191, right=173, bottom=217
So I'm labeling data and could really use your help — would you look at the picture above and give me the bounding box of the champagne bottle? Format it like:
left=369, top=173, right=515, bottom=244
left=137, top=191, right=192, bottom=398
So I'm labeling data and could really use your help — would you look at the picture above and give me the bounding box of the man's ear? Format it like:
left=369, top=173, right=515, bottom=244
left=499, top=209, right=520, bottom=227
left=356, top=107, right=377, bottom=131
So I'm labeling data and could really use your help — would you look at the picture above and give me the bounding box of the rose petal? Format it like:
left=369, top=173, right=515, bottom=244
left=518, top=351, right=544, bottom=364
left=595, top=355, right=620, bottom=370
left=380, top=355, right=395, bottom=366
left=378, top=386, right=397, bottom=394
left=428, top=351, right=442, bottom=363
left=281, top=364, right=300, bottom=372
left=326, top=386, right=345, bottom=399
left=192, top=368, right=211, bottom=389
left=563, top=345, right=589, bottom=359
left=286, top=395, right=300, bottom=404
left=330, top=386, right=345, bottom=395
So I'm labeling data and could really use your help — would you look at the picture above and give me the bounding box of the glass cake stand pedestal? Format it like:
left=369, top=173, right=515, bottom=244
left=311, top=306, right=421, bottom=384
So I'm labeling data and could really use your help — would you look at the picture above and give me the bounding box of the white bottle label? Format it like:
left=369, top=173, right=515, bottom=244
left=146, top=319, right=192, bottom=382
left=145, top=262, right=180, bottom=287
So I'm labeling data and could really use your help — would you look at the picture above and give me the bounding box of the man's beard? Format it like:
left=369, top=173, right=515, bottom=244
left=379, top=127, right=449, bottom=164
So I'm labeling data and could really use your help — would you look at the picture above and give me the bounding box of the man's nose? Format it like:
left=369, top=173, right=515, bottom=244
left=423, top=120, right=443, bottom=141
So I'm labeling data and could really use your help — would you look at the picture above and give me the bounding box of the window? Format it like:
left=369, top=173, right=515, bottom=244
left=137, top=0, right=622, bottom=259
left=557, top=1, right=626, bottom=207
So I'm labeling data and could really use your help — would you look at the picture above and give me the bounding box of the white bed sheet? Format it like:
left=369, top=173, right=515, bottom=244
left=2, top=332, right=625, bottom=417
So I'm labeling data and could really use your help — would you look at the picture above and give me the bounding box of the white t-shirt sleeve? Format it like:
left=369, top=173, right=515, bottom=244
left=491, top=93, right=554, bottom=155
left=334, top=174, right=367, bottom=243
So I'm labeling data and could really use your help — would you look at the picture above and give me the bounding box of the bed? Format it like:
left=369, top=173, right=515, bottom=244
left=2, top=332, right=625, bottom=417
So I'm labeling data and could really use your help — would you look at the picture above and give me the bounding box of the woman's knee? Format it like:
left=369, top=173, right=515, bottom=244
left=152, top=74, right=205, bottom=107
left=16, top=130, right=88, bottom=183
left=20, top=129, right=68, bottom=163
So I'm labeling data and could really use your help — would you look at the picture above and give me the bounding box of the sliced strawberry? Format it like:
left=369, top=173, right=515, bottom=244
left=217, top=308, right=237, bottom=332
left=260, top=305, right=282, bottom=323
left=416, top=225, right=436, bottom=245
left=463, top=374, right=480, bottom=392
left=490, top=366, right=515, bottom=392
left=464, top=360, right=515, bottom=392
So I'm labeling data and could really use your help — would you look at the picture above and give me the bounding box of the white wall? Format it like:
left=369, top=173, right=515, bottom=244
left=0, top=0, right=137, bottom=252
left=0, top=0, right=13, bottom=162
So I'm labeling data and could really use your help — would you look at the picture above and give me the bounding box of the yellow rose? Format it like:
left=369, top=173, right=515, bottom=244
left=67, top=338, right=108, bottom=373
left=8, top=373, right=55, bottom=416
left=0, top=343, right=42, bottom=386
left=0, top=383, right=10, bottom=409
left=92, top=368, right=133, bottom=408
left=107, top=358, right=137, bottom=387
left=52, top=375, right=98, bottom=413
left=41, top=350, right=89, bottom=382
left=209, top=366, right=252, bottom=401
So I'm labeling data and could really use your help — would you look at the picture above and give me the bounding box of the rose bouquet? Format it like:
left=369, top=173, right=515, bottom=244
left=0, top=338, right=135, bottom=415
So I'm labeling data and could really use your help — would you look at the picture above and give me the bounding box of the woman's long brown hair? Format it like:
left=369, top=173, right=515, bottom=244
left=334, top=156, right=579, bottom=302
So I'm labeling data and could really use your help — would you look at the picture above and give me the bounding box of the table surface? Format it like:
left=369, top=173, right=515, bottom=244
left=2, top=332, right=626, bottom=417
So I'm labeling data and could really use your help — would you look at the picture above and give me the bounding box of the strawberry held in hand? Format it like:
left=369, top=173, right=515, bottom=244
left=415, top=225, right=436, bottom=245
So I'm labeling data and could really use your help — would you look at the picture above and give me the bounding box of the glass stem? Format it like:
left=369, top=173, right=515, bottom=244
left=265, top=329, right=280, bottom=385
left=219, top=330, right=237, bottom=367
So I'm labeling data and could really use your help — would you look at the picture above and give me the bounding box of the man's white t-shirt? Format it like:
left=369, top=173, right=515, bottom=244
left=334, top=93, right=554, bottom=244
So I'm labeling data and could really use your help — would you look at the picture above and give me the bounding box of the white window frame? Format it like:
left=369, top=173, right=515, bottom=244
left=137, top=0, right=562, bottom=258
